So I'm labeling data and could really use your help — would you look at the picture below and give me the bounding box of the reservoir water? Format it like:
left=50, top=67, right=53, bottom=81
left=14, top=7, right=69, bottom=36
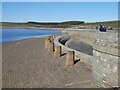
left=1, top=28, right=61, bottom=44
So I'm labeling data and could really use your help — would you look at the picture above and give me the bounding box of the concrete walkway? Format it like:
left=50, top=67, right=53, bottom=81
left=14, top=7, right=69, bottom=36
left=2, top=38, right=93, bottom=88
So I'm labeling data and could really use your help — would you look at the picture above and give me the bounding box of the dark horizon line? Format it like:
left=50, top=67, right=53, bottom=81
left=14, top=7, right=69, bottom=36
left=1, top=20, right=119, bottom=23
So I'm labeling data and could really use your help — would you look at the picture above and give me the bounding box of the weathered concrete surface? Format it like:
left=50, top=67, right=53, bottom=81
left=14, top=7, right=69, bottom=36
left=54, top=36, right=93, bottom=69
left=2, top=38, right=93, bottom=88
left=62, top=29, right=119, bottom=88
left=67, top=39, right=93, bottom=56
left=93, top=30, right=119, bottom=88
left=62, top=29, right=95, bottom=45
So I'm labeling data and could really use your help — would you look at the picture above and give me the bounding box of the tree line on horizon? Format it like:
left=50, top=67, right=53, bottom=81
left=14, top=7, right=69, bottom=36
left=2, top=21, right=85, bottom=28
left=1, top=20, right=119, bottom=29
left=27, top=21, right=85, bottom=28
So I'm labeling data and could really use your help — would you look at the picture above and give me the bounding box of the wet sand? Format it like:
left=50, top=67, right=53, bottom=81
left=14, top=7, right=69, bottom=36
left=2, top=37, right=93, bottom=88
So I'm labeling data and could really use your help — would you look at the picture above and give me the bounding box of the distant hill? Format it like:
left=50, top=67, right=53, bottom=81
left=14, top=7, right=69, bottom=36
left=1, top=20, right=119, bottom=30
left=81, top=20, right=119, bottom=29
left=1, top=21, right=84, bottom=28
left=27, top=21, right=84, bottom=28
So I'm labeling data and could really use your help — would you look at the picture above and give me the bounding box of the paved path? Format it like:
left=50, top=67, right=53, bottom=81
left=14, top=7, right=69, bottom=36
left=68, top=40, right=93, bottom=56
left=2, top=38, right=93, bottom=88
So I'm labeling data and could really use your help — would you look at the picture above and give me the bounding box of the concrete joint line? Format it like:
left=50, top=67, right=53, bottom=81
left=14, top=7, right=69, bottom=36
left=93, top=48, right=120, bottom=57
left=65, top=80, right=91, bottom=86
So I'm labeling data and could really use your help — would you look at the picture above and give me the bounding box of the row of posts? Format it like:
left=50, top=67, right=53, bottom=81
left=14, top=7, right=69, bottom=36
left=44, top=34, right=75, bottom=67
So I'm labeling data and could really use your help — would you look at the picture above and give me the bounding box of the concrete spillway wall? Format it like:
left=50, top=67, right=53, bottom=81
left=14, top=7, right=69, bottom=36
left=54, top=35, right=92, bottom=69
left=61, top=29, right=119, bottom=88
left=62, top=29, right=95, bottom=45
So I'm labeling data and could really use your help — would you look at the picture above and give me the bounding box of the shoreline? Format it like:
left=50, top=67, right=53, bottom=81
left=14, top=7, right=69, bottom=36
left=27, top=27, right=64, bottom=31
left=1, top=28, right=62, bottom=44
left=2, top=36, right=49, bottom=45
left=0, top=27, right=64, bottom=31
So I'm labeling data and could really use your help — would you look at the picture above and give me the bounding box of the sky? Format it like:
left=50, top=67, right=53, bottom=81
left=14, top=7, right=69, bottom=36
left=2, top=2, right=118, bottom=22
left=2, top=0, right=120, bottom=2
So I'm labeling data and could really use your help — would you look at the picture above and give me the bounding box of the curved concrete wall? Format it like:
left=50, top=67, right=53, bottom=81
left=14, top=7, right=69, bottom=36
left=60, top=29, right=119, bottom=88
left=92, top=30, right=119, bottom=87
left=62, top=29, right=95, bottom=45
left=54, top=35, right=92, bottom=69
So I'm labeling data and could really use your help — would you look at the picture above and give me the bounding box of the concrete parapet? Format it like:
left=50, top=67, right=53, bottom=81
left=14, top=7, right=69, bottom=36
left=60, top=29, right=119, bottom=88
left=92, top=30, right=119, bottom=88
left=54, top=35, right=92, bottom=69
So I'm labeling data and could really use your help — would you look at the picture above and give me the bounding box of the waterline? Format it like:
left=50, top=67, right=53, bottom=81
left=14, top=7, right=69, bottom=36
left=1, top=28, right=61, bottom=44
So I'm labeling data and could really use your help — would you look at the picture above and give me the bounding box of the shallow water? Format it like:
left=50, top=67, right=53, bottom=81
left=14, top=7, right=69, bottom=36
left=1, top=28, right=61, bottom=44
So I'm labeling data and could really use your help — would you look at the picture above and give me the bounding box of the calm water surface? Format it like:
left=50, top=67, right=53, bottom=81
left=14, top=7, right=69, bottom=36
left=1, top=28, right=61, bottom=44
